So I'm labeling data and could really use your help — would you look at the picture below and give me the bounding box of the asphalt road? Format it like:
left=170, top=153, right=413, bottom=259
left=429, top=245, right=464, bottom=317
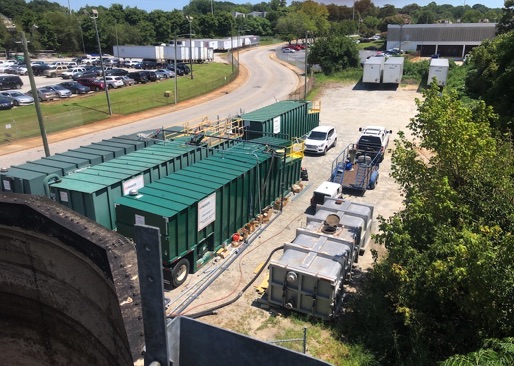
left=2, top=46, right=300, bottom=166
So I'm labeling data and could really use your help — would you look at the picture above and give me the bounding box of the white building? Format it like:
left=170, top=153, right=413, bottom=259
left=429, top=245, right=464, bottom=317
left=386, top=23, right=497, bottom=59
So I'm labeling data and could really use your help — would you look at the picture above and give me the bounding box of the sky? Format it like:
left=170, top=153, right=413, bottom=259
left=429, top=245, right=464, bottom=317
left=54, top=0, right=505, bottom=13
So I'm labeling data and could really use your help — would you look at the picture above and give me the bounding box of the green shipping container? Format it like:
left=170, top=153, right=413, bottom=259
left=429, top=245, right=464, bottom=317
left=50, top=139, right=232, bottom=229
left=242, top=100, right=320, bottom=140
left=115, top=138, right=298, bottom=289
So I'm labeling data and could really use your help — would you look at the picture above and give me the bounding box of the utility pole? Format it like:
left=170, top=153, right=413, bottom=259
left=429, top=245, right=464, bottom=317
left=20, top=32, right=50, bottom=156
left=174, top=32, right=178, bottom=104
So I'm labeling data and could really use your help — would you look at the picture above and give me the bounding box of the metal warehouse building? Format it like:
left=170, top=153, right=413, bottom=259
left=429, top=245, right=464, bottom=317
left=387, top=23, right=497, bottom=58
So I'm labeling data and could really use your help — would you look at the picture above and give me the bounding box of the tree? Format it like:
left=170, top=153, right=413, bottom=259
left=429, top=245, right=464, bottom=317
left=307, top=35, right=359, bottom=75
left=275, top=12, right=313, bottom=44
left=497, top=0, right=514, bottom=34
left=465, top=32, right=514, bottom=131
left=345, top=84, right=514, bottom=365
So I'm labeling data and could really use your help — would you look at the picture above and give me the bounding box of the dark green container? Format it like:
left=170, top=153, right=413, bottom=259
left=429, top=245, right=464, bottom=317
left=72, top=147, right=115, bottom=162
left=50, top=139, right=223, bottom=229
left=0, top=167, right=47, bottom=195
left=242, top=100, right=320, bottom=140
left=115, top=138, right=297, bottom=288
left=56, top=151, right=103, bottom=166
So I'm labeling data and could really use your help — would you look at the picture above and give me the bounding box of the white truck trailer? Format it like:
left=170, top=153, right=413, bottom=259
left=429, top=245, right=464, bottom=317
left=362, top=56, right=385, bottom=83
left=114, top=45, right=164, bottom=61
left=428, top=58, right=449, bottom=86
left=382, top=57, right=404, bottom=84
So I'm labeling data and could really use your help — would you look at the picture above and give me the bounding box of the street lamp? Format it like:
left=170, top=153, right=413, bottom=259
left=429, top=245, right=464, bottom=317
left=85, top=8, right=112, bottom=115
left=186, top=15, right=194, bottom=80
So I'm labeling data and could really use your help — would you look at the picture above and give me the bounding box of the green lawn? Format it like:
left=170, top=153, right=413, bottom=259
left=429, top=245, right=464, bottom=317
left=0, top=63, right=237, bottom=144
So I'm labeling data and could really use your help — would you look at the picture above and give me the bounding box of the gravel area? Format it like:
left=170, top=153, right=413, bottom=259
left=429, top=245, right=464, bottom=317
left=165, top=82, right=421, bottom=340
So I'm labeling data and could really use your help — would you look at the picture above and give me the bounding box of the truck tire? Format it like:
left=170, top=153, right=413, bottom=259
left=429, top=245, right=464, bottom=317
left=172, top=258, right=190, bottom=287
left=369, top=171, right=379, bottom=190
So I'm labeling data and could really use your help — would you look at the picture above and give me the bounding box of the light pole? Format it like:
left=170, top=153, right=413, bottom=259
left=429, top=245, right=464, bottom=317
left=186, top=15, right=194, bottom=80
left=114, top=20, right=120, bottom=60
left=85, top=9, right=112, bottom=115
left=304, top=31, right=309, bottom=101
left=174, top=32, right=178, bottom=104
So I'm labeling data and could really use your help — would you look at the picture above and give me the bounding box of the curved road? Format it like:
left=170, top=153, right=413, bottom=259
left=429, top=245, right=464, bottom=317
left=3, top=46, right=300, bottom=166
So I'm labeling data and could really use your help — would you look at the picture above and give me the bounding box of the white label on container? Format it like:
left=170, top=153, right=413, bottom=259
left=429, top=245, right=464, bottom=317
left=198, top=193, right=216, bottom=231
left=123, top=175, right=144, bottom=196
left=60, top=191, right=69, bottom=202
left=2, top=180, right=11, bottom=191
left=135, top=214, right=145, bottom=226
left=273, top=116, right=281, bottom=134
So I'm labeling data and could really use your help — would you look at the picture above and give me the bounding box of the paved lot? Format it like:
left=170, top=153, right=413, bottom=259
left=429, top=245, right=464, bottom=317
left=167, top=82, right=422, bottom=337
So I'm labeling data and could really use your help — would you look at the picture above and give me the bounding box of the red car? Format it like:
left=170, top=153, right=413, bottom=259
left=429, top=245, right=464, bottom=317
left=76, top=77, right=106, bottom=91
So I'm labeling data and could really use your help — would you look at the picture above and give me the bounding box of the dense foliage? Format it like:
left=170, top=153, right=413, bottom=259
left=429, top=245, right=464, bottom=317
left=307, top=35, right=360, bottom=75
left=465, top=31, right=514, bottom=131
left=343, top=83, right=514, bottom=365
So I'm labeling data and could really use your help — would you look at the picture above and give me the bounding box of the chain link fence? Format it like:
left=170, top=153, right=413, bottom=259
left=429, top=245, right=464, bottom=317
left=0, top=65, right=239, bottom=145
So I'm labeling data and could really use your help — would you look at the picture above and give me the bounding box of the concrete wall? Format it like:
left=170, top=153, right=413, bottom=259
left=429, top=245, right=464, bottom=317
left=0, top=193, right=144, bottom=365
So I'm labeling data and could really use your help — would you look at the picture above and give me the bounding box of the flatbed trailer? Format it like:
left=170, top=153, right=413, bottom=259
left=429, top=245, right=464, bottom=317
left=329, top=143, right=380, bottom=194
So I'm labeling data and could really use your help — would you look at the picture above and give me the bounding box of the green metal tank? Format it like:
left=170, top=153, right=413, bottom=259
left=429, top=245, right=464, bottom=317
left=115, top=138, right=302, bottom=289
left=242, top=100, right=320, bottom=140
left=50, top=139, right=231, bottom=230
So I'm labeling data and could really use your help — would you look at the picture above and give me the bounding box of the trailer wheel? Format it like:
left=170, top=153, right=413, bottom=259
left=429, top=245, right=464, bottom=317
left=172, top=259, right=190, bottom=287
left=369, top=171, right=379, bottom=190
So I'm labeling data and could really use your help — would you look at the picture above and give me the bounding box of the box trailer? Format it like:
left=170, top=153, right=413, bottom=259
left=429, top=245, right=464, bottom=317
left=362, top=56, right=385, bottom=83
left=382, top=57, right=404, bottom=84
left=428, top=58, right=449, bottom=86
left=114, top=45, right=164, bottom=61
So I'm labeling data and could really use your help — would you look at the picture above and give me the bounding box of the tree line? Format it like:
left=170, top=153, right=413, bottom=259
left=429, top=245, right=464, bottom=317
left=0, top=0, right=502, bottom=56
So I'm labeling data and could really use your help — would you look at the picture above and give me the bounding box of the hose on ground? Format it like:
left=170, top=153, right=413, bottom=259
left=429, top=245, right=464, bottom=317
left=185, top=245, right=285, bottom=319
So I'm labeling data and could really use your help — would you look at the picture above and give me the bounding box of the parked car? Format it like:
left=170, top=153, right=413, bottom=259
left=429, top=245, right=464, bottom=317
left=141, top=60, right=157, bottom=69
left=32, top=64, right=52, bottom=76
left=282, top=48, right=295, bottom=53
left=4, top=65, right=27, bottom=75
left=43, top=65, right=69, bottom=78
left=72, top=71, right=99, bottom=80
left=105, top=68, right=129, bottom=76
left=127, top=71, right=149, bottom=84
left=0, top=96, right=14, bottom=110
left=32, top=87, right=59, bottom=102
left=123, top=59, right=142, bottom=67
left=176, top=62, right=190, bottom=74
left=76, top=78, right=106, bottom=91
left=104, top=76, right=124, bottom=89
left=155, top=69, right=175, bottom=79
left=141, top=70, right=159, bottom=82
left=0, top=90, right=34, bottom=106
left=303, top=125, right=337, bottom=155
left=0, top=75, right=23, bottom=90
left=61, top=67, right=86, bottom=79
left=59, top=81, right=91, bottom=94
left=166, top=64, right=184, bottom=76
left=119, top=75, right=135, bottom=86
left=46, top=84, right=72, bottom=98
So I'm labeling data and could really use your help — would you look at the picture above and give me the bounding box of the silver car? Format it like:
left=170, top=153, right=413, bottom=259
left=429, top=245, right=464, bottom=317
left=32, top=87, right=59, bottom=102
left=120, top=75, right=135, bottom=86
left=47, top=85, right=72, bottom=98
left=155, top=69, right=175, bottom=79
left=0, top=90, right=34, bottom=106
